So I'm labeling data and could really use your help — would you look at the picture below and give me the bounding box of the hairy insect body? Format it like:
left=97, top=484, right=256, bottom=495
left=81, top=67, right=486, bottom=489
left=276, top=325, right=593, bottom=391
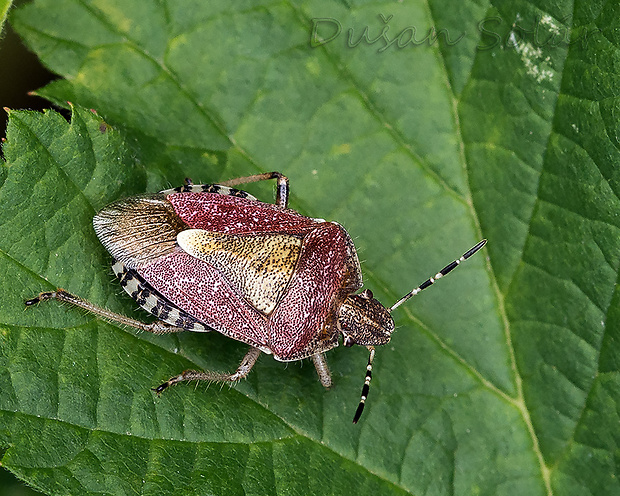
left=95, top=188, right=368, bottom=361
left=27, top=172, right=486, bottom=423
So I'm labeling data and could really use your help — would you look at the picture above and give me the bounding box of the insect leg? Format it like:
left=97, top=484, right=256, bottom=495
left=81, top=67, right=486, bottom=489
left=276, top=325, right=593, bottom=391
left=153, top=346, right=262, bottom=393
left=219, top=171, right=289, bottom=208
left=25, top=290, right=185, bottom=334
left=311, top=353, right=332, bottom=389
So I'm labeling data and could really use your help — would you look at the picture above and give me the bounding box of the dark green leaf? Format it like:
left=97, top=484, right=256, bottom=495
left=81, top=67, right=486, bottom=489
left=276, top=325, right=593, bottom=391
left=1, top=1, right=618, bottom=495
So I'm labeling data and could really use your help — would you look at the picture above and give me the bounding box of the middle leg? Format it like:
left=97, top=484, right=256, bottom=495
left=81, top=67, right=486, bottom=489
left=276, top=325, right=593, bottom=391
left=311, top=353, right=332, bottom=389
left=153, top=346, right=262, bottom=393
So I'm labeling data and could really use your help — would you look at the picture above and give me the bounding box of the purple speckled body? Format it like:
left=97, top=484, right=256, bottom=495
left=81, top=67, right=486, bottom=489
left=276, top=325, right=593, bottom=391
left=33, top=172, right=480, bottom=422
left=143, top=193, right=361, bottom=360
left=94, top=186, right=363, bottom=362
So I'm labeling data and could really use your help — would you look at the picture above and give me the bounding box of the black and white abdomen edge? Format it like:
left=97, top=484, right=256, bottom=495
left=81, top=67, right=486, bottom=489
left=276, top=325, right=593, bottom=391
left=111, top=261, right=212, bottom=332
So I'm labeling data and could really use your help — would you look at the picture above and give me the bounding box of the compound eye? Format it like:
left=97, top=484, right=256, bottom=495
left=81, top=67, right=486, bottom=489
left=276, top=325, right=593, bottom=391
left=344, top=335, right=356, bottom=347
left=360, top=289, right=373, bottom=300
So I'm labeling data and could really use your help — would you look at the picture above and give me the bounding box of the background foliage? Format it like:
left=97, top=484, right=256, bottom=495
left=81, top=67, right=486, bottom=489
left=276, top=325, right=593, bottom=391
left=1, top=1, right=619, bottom=495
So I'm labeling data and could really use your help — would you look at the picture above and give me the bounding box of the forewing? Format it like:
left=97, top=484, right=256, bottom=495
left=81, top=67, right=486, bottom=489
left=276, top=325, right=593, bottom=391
left=139, top=251, right=270, bottom=351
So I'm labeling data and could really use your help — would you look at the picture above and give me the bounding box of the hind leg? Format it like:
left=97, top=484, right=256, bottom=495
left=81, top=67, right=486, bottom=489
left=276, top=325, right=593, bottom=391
left=153, top=346, right=262, bottom=393
left=25, top=289, right=185, bottom=334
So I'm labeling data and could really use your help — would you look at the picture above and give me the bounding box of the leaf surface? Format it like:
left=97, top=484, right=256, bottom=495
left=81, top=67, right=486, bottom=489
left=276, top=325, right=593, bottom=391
left=0, top=0, right=11, bottom=31
left=1, top=1, right=619, bottom=495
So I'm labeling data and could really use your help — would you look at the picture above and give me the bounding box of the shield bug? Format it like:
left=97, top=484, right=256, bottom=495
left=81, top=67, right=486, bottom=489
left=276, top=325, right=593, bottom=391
left=26, top=171, right=486, bottom=423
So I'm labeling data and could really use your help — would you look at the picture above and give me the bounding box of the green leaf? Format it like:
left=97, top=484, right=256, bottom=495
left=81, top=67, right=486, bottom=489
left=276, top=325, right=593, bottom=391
left=0, top=0, right=12, bottom=33
left=2, top=1, right=619, bottom=495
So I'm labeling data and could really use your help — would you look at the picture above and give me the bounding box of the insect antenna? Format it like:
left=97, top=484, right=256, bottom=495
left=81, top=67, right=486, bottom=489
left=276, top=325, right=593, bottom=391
left=390, top=239, right=487, bottom=312
left=352, top=346, right=375, bottom=424
left=352, top=239, right=487, bottom=423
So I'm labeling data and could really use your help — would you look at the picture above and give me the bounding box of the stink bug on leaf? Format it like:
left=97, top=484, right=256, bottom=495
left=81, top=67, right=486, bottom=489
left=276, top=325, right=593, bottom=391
left=26, top=172, right=486, bottom=423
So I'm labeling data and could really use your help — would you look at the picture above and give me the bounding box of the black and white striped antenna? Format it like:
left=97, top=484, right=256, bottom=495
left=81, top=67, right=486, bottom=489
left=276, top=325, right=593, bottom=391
left=352, top=239, right=487, bottom=423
